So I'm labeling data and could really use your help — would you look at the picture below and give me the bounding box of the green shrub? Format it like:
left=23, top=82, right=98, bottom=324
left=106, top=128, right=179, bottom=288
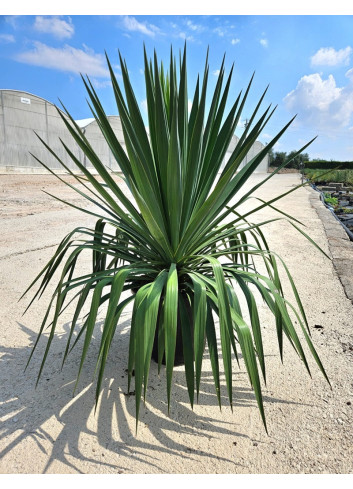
left=23, top=46, right=329, bottom=432
left=323, top=194, right=338, bottom=208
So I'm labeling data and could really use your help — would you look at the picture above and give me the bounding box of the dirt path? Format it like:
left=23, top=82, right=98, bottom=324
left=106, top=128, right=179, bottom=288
left=0, top=173, right=352, bottom=474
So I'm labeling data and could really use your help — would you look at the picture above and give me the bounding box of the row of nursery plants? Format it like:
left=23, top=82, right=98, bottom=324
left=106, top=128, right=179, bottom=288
left=23, top=46, right=330, bottom=432
left=304, top=169, right=353, bottom=186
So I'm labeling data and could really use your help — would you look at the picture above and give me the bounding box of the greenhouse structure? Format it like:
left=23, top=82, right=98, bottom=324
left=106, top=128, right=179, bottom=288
left=0, top=89, right=268, bottom=174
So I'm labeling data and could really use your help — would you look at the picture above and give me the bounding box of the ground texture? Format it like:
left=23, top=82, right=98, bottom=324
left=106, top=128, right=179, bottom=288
left=0, top=173, right=352, bottom=474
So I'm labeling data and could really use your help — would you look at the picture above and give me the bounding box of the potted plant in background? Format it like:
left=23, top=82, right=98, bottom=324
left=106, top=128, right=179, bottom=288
left=23, top=45, right=329, bottom=432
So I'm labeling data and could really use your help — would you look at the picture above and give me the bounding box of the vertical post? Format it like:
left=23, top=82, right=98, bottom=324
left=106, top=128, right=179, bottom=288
left=243, top=118, right=249, bottom=168
left=300, top=161, right=304, bottom=184
left=0, top=91, right=7, bottom=168
left=82, top=128, right=87, bottom=168
left=45, top=101, right=49, bottom=144
left=1, top=91, right=6, bottom=145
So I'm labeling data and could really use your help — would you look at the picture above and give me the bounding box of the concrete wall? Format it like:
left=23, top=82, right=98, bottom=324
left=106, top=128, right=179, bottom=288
left=0, top=89, right=268, bottom=174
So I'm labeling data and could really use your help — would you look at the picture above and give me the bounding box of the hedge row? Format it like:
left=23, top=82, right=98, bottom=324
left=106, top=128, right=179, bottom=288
left=304, top=160, right=353, bottom=170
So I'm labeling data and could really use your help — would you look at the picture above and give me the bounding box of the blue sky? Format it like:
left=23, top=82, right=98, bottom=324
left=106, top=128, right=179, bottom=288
left=1, top=11, right=353, bottom=160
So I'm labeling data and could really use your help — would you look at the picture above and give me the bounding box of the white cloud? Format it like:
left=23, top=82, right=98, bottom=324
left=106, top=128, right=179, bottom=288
left=0, top=34, right=15, bottom=43
left=186, top=20, right=197, bottom=30
left=141, top=99, right=148, bottom=114
left=34, top=16, right=74, bottom=39
left=260, top=39, right=268, bottom=48
left=237, top=118, right=245, bottom=129
left=4, top=16, right=20, bottom=29
left=90, top=79, right=111, bottom=89
left=298, top=138, right=308, bottom=145
left=345, top=68, right=353, bottom=81
left=285, top=74, right=340, bottom=112
left=212, top=69, right=220, bottom=76
left=185, top=20, right=204, bottom=33
left=213, top=27, right=225, bottom=37
left=178, top=32, right=194, bottom=41
left=121, top=16, right=160, bottom=38
left=231, top=38, right=240, bottom=45
left=311, top=46, right=352, bottom=67
left=284, top=73, right=353, bottom=129
left=15, top=42, right=109, bottom=78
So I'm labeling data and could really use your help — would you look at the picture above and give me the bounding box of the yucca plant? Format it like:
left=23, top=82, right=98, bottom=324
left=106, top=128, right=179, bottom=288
left=23, top=45, right=329, bottom=432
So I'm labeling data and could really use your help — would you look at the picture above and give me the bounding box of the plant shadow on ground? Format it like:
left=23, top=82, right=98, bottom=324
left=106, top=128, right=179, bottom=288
left=0, top=316, right=308, bottom=474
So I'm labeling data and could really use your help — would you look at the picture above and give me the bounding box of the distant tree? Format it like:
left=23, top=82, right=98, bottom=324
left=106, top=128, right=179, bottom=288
left=286, top=151, right=309, bottom=169
left=311, top=158, right=325, bottom=162
left=267, top=147, right=275, bottom=166
left=270, top=150, right=310, bottom=169
left=271, top=151, right=287, bottom=167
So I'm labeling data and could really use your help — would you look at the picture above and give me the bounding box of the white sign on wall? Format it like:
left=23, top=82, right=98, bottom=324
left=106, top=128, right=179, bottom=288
left=21, top=97, right=31, bottom=105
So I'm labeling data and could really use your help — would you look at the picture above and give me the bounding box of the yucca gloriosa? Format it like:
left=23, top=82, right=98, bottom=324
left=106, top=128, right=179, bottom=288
left=23, top=45, right=329, bottom=432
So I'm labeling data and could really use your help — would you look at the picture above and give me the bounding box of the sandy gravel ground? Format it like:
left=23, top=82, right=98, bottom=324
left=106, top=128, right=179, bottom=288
left=0, top=173, right=352, bottom=474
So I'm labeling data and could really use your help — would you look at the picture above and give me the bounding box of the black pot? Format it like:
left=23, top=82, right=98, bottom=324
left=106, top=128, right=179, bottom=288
left=131, top=287, right=193, bottom=367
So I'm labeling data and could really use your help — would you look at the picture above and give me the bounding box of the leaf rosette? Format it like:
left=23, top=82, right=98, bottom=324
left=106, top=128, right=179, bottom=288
left=23, top=45, right=329, bottom=432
